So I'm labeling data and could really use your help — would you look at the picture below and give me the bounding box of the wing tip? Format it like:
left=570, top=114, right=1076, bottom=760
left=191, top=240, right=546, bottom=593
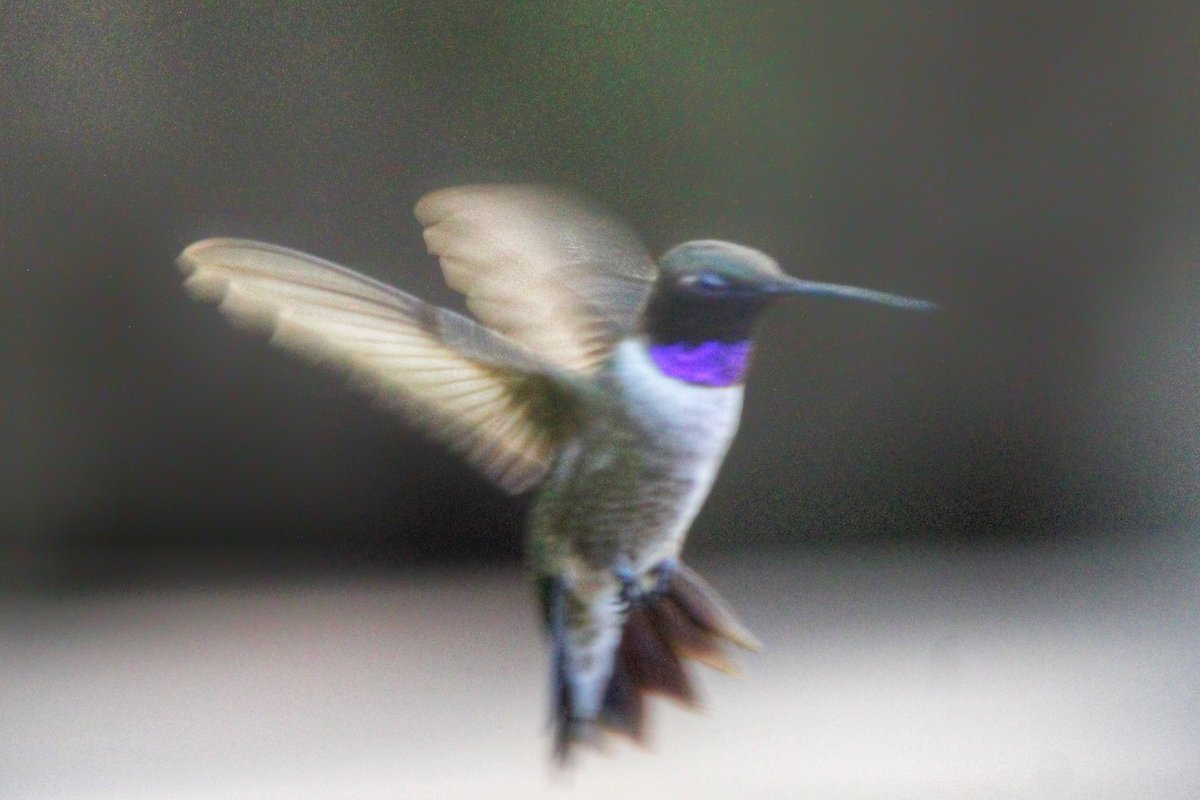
left=179, top=269, right=230, bottom=304
left=413, top=183, right=569, bottom=224
left=175, top=240, right=271, bottom=321
left=413, top=186, right=484, bottom=224
left=178, top=238, right=351, bottom=278
left=176, top=237, right=258, bottom=274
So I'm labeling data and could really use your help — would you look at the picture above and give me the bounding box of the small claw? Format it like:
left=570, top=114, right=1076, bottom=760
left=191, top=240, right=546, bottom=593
left=647, top=557, right=679, bottom=602
left=614, top=557, right=639, bottom=611
left=614, top=557, right=679, bottom=609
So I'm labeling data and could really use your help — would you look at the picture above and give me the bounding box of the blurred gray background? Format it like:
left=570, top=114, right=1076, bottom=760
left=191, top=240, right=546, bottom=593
left=1, top=4, right=1198, bottom=797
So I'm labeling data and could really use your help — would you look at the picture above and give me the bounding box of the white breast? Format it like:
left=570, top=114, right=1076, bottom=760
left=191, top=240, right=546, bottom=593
left=610, top=339, right=744, bottom=563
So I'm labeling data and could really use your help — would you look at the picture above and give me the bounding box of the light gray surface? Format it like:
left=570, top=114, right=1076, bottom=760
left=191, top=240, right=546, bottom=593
left=3, top=532, right=1197, bottom=799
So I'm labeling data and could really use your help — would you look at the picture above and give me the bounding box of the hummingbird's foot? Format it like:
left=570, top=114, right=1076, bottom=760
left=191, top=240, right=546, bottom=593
left=645, top=558, right=679, bottom=603
left=613, top=557, right=678, bottom=609
left=613, top=558, right=639, bottom=612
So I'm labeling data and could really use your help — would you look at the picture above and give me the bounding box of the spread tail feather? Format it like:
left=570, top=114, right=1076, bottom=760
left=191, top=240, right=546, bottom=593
left=550, top=563, right=759, bottom=762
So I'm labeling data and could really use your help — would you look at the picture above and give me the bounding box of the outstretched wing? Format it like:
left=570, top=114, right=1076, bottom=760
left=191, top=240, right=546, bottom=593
left=415, top=184, right=658, bottom=374
left=178, top=238, right=586, bottom=493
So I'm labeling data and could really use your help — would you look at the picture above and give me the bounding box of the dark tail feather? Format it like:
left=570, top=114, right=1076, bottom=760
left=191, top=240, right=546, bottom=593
left=596, top=563, right=760, bottom=743
left=667, top=563, right=762, bottom=654
left=620, top=604, right=697, bottom=705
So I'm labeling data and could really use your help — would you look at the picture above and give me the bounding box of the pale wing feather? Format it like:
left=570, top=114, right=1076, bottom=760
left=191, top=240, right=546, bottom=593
left=414, top=185, right=658, bottom=373
left=178, top=238, right=583, bottom=493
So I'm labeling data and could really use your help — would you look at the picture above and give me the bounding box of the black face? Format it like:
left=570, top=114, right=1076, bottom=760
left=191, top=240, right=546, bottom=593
left=643, top=270, right=773, bottom=345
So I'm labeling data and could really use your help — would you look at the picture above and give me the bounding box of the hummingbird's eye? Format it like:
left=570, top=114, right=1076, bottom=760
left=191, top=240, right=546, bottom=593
left=679, top=271, right=731, bottom=294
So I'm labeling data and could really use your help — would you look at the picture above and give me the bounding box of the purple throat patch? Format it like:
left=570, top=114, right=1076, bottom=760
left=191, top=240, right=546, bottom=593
left=648, top=340, right=753, bottom=386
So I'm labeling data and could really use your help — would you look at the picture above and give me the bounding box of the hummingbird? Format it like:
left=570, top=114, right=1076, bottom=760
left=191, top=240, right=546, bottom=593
left=177, top=185, right=935, bottom=762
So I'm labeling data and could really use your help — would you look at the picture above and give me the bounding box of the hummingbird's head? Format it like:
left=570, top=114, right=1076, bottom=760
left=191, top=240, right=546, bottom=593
left=656, top=240, right=787, bottom=300
left=644, top=239, right=937, bottom=347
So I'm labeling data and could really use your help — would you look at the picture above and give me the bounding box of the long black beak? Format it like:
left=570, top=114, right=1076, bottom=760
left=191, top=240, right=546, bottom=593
left=766, top=277, right=939, bottom=312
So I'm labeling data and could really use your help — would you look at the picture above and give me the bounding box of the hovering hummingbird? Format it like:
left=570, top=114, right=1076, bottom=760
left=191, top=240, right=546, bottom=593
left=178, top=185, right=935, bottom=761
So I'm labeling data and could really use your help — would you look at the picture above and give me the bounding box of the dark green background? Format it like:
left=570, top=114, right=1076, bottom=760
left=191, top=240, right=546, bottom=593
left=4, top=3, right=1197, bottom=588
